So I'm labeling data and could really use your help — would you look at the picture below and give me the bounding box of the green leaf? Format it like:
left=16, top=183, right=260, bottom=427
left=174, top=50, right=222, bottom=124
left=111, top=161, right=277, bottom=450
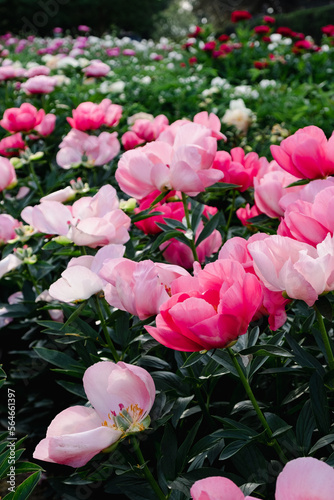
left=190, top=201, right=205, bottom=234
left=195, top=211, right=221, bottom=247
left=285, top=334, right=325, bottom=374
left=157, top=218, right=187, bottom=231
left=285, top=178, right=310, bottom=188
left=296, top=400, right=316, bottom=453
left=315, top=296, right=333, bottom=321
left=150, top=230, right=189, bottom=253
left=10, top=471, right=46, bottom=499
left=131, top=209, right=163, bottom=223
left=310, top=371, right=331, bottom=435
left=219, top=440, right=248, bottom=460
left=239, top=345, right=293, bottom=358
left=160, top=424, right=178, bottom=482
left=33, top=347, right=83, bottom=372
left=309, top=433, right=334, bottom=454
left=176, top=418, right=202, bottom=472
left=171, top=396, right=194, bottom=427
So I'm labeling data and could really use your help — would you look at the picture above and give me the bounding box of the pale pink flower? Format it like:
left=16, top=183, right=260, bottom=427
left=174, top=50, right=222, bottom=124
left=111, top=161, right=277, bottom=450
left=0, top=291, right=23, bottom=328
left=130, top=114, right=169, bottom=142
left=116, top=122, right=223, bottom=199
left=21, top=75, right=58, bottom=94
left=0, top=65, right=25, bottom=81
left=24, top=65, right=50, bottom=78
left=271, top=125, right=334, bottom=179
left=0, top=157, right=17, bottom=191
left=40, top=186, right=76, bottom=203
left=254, top=160, right=302, bottom=218
left=0, top=253, right=22, bottom=279
left=56, top=129, right=120, bottom=169
left=0, top=214, right=21, bottom=244
left=83, top=60, right=110, bottom=77
left=193, top=111, right=227, bottom=140
left=248, top=233, right=334, bottom=306
left=21, top=200, right=72, bottom=236
left=33, top=361, right=155, bottom=468
left=100, top=259, right=190, bottom=319
left=99, top=99, right=122, bottom=127
left=34, top=113, right=56, bottom=137
left=191, top=476, right=256, bottom=500
left=49, top=244, right=125, bottom=303
left=0, top=103, right=45, bottom=133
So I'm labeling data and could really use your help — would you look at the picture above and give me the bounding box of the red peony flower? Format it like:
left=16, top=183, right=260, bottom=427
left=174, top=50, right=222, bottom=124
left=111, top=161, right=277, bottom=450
left=231, top=10, right=252, bottom=23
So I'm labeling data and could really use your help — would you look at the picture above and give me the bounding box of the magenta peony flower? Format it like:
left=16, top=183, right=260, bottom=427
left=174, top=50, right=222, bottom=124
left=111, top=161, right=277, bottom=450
left=0, top=103, right=45, bottom=133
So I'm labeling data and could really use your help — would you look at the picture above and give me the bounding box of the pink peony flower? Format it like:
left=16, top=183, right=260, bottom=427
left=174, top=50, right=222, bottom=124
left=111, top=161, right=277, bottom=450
left=254, top=160, right=302, bottom=219
left=248, top=233, right=334, bottom=306
left=83, top=60, right=110, bottom=77
left=270, top=125, right=334, bottom=179
left=98, top=98, right=122, bottom=127
left=49, top=244, right=125, bottom=303
left=191, top=457, right=334, bottom=500
left=130, top=114, right=169, bottom=143
left=34, top=113, right=56, bottom=137
left=236, top=203, right=262, bottom=226
left=33, top=361, right=155, bottom=468
left=0, top=65, right=25, bottom=81
left=56, top=129, right=120, bottom=169
left=146, top=259, right=263, bottom=351
left=218, top=236, right=290, bottom=330
left=67, top=101, right=105, bottom=131
left=0, top=157, right=17, bottom=191
left=193, top=111, right=226, bottom=141
left=0, top=133, right=26, bottom=157
left=121, top=130, right=145, bottom=150
left=0, top=103, right=45, bottom=133
left=213, top=147, right=263, bottom=192
left=231, top=10, right=252, bottom=22
left=99, top=259, right=190, bottom=320
left=116, top=122, right=223, bottom=199
left=21, top=75, right=58, bottom=94
left=24, top=65, right=50, bottom=78
left=0, top=214, right=21, bottom=244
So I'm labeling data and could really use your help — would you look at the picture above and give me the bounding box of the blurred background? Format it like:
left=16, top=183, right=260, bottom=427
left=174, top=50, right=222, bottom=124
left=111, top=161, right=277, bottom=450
left=1, top=0, right=334, bottom=41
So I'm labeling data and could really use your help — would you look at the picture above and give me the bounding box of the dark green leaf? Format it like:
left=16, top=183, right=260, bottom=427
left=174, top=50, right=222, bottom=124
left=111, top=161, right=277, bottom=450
left=296, top=400, right=316, bottom=453
left=239, top=345, right=293, bottom=358
left=309, top=434, right=334, bottom=454
left=195, top=211, right=221, bottom=247
left=310, top=371, right=331, bottom=435
left=219, top=440, right=248, bottom=460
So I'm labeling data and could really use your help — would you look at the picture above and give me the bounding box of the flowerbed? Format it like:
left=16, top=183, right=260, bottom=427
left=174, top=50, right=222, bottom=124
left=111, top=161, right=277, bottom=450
left=1, top=14, right=334, bottom=500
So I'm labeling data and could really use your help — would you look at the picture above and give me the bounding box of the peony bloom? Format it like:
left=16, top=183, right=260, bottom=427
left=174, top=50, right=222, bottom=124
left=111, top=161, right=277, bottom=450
left=49, top=244, right=125, bottom=303
left=0, top=65, right=25, bottom=81
left=34, top=113, right=56, bottom=137
left=270, top=125, right=334, bottom=179
left=134, top=192, right=184, bottom=235
left=222, top=99, right=254, bottom=134
left=24, top=65, right=50, bottom=78
left=193, top=111, right=226, bottom=141
left=0, top=214, right=21, bottom=244
left=213, top=147, right=263, bottom=191
left=99, top=259, right=190, bottom=320
left=121, top=131, right=145, bottom=150
left=190, top=457, right=334, bottom=500
left=218, top=236, right=290, bottom=330
left=116, top=122, right=223, bottom=199
left=21, top=185, right=131, bottom=248
left=248, top=233, right=334, bottom=306
left=56, top=129, right=120, bottom=169
left=21, top=75, right=58, bottom=94
left=277, top=180, right=334, bottom=246
left=83, top=60, right=110, bottom=77
left=236, top=203, right=262, bottom=227
left=231, top=10, right=252, bottom=22
left=0, top=103, right=45, bottom=133
left=33, top=361, right=155, bottom=468
left=99, top=99, right=122, bottom=127
left=0, top=157, right=17, bottom=191
left=67, top=101, right=105, bottom=131
left=254, top=160, right=302, bottom=219
left=0, top=133, right=26, bottom=157
left=146, top=259, right=263, bottom=352
left=130, top=114, right=169, bottom=143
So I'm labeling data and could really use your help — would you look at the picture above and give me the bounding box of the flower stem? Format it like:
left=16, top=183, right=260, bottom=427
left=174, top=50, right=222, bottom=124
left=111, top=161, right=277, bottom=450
left=94, top=295, right=120, bottom=362
left=131, top=436, right=166, bottom=500
left=314, top=306, right=334, bottom=371
left=227, top=347, right=288, bottom=463
left=28, top=161, right=44, bottom=198
left=181, top=192, right=199, bottom=263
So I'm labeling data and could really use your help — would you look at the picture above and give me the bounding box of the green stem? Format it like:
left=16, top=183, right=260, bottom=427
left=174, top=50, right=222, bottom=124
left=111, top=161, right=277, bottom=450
left=94, top=296, right=120, bottom=362
left=223, top=190, right=236, bottom=243
left=314, top=306, right=334, bottom=371
left=131, top=437, right=166, bottom=500
left=181, top=192, right=199, bottom=263
left=227, top=348, right=288, bottom=463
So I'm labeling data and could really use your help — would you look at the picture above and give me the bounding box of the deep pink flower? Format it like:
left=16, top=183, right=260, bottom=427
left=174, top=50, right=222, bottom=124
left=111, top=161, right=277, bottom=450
left=263, top=15, right=275, bottom=24
left=33, top=361, right=155, bottom=468
left=276, top=26, right=295, bottom=37
left=134, top=195, right=184, bottom=235
left=231, top=10, right=252, bottom=22
left=0, top=103, right=45, bottom=133
left=146, top=259, right=263, bottom=351
left=254, top=25, right=271, bottom=34
left=236, top=203, right=262, bottom=227
left=99, top=99, right=122, bottom=127
left=213, top=147, right=263, bottom=191
left=271, top=125, right=334, bottom=179
left=121, top=131, right=145, bottom=150
left=34, top=113, right=56, bottom=137
left=131, top=114, right=169, bottom=143
left=67, top=101, right=105, bottom=131
left=322, top=25, right=334, bottom=36
left=0, top=133, right=26, bottom=157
